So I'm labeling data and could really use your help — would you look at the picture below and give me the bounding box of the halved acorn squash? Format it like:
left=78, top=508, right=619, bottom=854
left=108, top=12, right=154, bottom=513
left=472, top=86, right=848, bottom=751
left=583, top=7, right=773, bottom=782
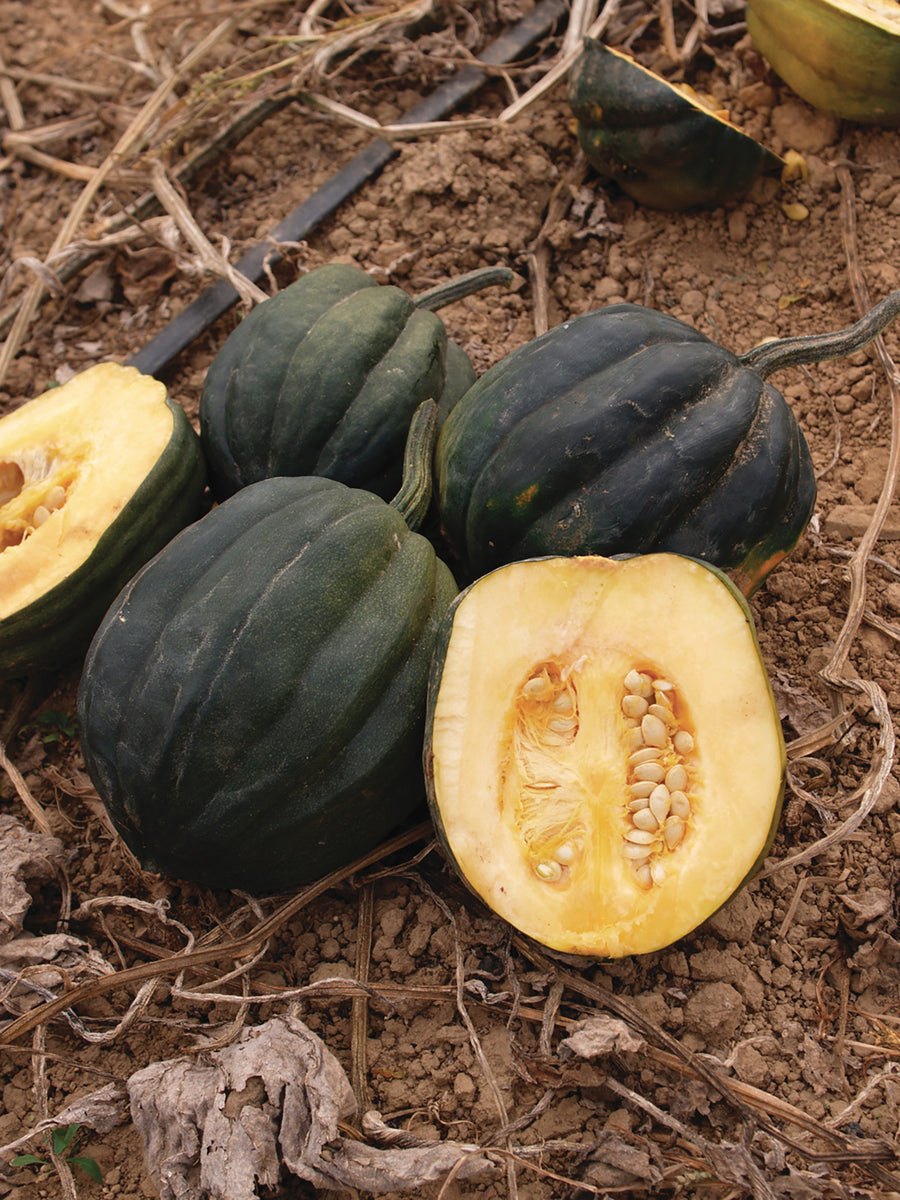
left=747, top=0, right=900, bottom=125
left=424, top=553, right=785, bottom=958
left=0, top=363, right=206, bottom=678
left=568, top=38, right=784, bottom=210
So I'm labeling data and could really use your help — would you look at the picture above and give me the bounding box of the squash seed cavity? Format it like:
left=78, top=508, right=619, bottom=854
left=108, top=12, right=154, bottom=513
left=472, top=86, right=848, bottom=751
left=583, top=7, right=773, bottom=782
left=506, top=662, right=586, bottom=886
left=505, top=659, right=695, bottom=891
left=1, top=452, right=74, bottom=551
left=622, top=669, right=694, bottom=888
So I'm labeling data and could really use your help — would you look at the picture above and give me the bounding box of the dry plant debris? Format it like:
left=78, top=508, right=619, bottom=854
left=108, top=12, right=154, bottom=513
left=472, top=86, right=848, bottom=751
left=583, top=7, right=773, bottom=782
left=1, top=0, right=900, bottom=1198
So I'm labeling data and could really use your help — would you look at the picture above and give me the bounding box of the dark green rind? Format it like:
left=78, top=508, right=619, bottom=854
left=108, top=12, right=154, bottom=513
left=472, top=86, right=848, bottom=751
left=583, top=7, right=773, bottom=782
left=435, top=304, right=816, bottom=593
left=422, top=553, right=786, bottom=955
left=77, top=475, right=458, bottom=893
left=568, top=38, right=784, bottom=210
left=199, top=263, right=476, bottom=503
left=0, top=401, right=207, bottom=680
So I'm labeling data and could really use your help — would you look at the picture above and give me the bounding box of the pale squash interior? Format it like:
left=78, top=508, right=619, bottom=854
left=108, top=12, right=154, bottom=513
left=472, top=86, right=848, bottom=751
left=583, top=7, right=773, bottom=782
left=0, top=363, right=175, bottom=619
left=428, top=554, right=785, bottom=958
left=839, top=0, right=900, bottom=31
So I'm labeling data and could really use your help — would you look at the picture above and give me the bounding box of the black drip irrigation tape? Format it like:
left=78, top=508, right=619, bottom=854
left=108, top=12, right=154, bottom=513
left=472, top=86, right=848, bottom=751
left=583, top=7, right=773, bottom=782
left=127, top=0, right=567, bottom=379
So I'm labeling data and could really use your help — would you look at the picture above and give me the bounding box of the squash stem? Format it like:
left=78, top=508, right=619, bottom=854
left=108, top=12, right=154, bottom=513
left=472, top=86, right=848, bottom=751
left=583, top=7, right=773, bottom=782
left=740, top=287, right=900, bottom=378
left=413, top=265, right=517, bottom=312
left=391, top=400, right=438, bottom=531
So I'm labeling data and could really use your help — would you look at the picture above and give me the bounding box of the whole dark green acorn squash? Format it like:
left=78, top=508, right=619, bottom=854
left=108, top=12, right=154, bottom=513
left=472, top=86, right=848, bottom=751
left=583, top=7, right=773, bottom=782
left=435, top=291, right=900, bottom=595
left=199, top=262, right=511, bottom=503
left=568, top=38, right=783, bottom=210
left=77, top=411, right=457, bottom=892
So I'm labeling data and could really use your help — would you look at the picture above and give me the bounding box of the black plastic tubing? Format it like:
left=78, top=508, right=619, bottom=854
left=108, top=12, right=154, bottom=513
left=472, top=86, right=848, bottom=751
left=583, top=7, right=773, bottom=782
left=128, top=0, right=566, bottom=378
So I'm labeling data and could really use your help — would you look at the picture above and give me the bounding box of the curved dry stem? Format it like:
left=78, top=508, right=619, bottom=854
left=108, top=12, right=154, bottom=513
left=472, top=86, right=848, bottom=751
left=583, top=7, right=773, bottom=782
left=764, top=160, right=899, bottom=879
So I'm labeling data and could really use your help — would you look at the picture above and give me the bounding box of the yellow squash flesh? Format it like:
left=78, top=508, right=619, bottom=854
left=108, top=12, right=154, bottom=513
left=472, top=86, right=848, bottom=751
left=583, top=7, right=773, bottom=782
left=747, top=0, right=900, bottom=124
left=0, top=362, right=206, bottom=676
left=1, top=365, right=176, bottom=616
left=425, top=554, right=785, bottom=958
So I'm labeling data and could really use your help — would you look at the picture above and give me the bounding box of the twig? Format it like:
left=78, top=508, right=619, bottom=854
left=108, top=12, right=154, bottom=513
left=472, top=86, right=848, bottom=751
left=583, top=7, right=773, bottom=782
left=0, top=5, right=252, bottom=389
left=0, top=739, right=53, bottom=835
left=33, top=1024, right=78, bottom=1200
left=0, top=823, right=432, bottom=1046
left=0, top=48, right=26, bottom=131
left=350, top=881, right=375, bottom=1121
left=148, top=160, right=268, bottom=307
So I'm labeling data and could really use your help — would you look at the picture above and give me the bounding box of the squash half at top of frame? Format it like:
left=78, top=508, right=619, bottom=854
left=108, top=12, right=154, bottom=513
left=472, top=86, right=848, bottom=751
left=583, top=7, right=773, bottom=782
left=746, top=0, right=900, bottom=125
left=567, top=38, right=785, bottom=210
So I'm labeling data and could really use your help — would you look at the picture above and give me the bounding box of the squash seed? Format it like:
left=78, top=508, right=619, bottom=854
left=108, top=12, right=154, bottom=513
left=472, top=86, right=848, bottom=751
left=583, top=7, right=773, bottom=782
left=628, top=746, right=662, bottom=767
left=669, top=790, right=691, bottom=819
left=629, top=781, right=656, bottom=799
left=632, top=807, right=659, bottom=832
left=665, top=764, right=688, bottom=792
left=624, top=842, right=654, bottom=861
left=664, top=817, right=686, bottom=850
left=633, top=863, right=653, bottom=890
left=674, top=730, right=694, bottom=755
left=622, top=693, right=649, bottom=719
left=641, top=713, right=668, bottom=748
left=633, top=762, right=666, bottom=784
left=625, top=828, right=656, bottom=845
left=649, top=784, right=671, bottom=824
left=534, top=860, right=563, bottom=882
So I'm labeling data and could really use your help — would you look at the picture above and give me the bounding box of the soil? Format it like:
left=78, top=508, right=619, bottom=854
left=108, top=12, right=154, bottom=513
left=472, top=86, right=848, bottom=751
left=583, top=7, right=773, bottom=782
left=1, top=2, right=900, bottom=1198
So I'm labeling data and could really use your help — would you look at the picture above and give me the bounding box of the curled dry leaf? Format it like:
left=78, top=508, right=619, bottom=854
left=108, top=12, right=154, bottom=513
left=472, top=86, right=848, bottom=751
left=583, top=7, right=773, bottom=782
left=558, top=1015, right=647, bottom=1060
left=127, top=1014, right=496, bottom=1200
left=0, top=812, right=68, bottom=943
left=0, top=1081, right=129, bottom=1163
left=579, top=1131, right=664, bottom=1191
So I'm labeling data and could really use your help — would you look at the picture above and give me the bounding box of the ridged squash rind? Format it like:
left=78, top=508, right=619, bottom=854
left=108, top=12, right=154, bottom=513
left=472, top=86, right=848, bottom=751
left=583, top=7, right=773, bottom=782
left=77, top=474, right=458, bottom=893
left=199, top=263, right=476, bottom=503
left=568, top=39, right=784, bottom=209
left=434, top=303, right=816, bottom=595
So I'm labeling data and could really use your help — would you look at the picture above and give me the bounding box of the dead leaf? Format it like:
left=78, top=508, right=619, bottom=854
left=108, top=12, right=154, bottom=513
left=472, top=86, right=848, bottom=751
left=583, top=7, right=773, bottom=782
left=128, top=1014, right=497, bottom=1199
left=0, top=1081, right=129, bottom=1162
left=558, top=1015, right=646, bottom=1059
left=578, top=1130, right=663, bottom=1190
left=0, top=813, right=68, bottom=945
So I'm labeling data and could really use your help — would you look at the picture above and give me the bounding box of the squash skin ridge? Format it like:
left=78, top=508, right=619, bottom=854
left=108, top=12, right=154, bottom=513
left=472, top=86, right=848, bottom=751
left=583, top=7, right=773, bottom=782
left=435, top=305, right=815, bottom=588
left=436, top=305, right=716, bottom=555
left=464, top=349, right=753, bottom=544
left=78, top=474, right=458, bottom=892
left=200, top=264, right=468, bottom=504
left=315, top=308, right=446, bottom=487
left=568, top=39, right=783, bottom=210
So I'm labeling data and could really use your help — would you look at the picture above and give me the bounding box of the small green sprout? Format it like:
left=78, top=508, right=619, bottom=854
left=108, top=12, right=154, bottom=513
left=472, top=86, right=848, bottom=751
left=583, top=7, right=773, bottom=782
left=12, top=1123, right=102, bottom=1183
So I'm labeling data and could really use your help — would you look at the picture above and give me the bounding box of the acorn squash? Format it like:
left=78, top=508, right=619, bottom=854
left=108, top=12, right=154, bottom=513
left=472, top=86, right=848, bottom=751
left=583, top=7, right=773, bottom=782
left=435, top=290, right=900, bottom=595
left=0, top=363, right=206, bottom=678
left=199, top=263, right=511, bottom=503
left=76, top=416, right=457, bottom=892
left=747, top=0, right=900, bottom=125
left=424, top=552, right=785, bottom=957
left=568, top=38, right=784, bottom=210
